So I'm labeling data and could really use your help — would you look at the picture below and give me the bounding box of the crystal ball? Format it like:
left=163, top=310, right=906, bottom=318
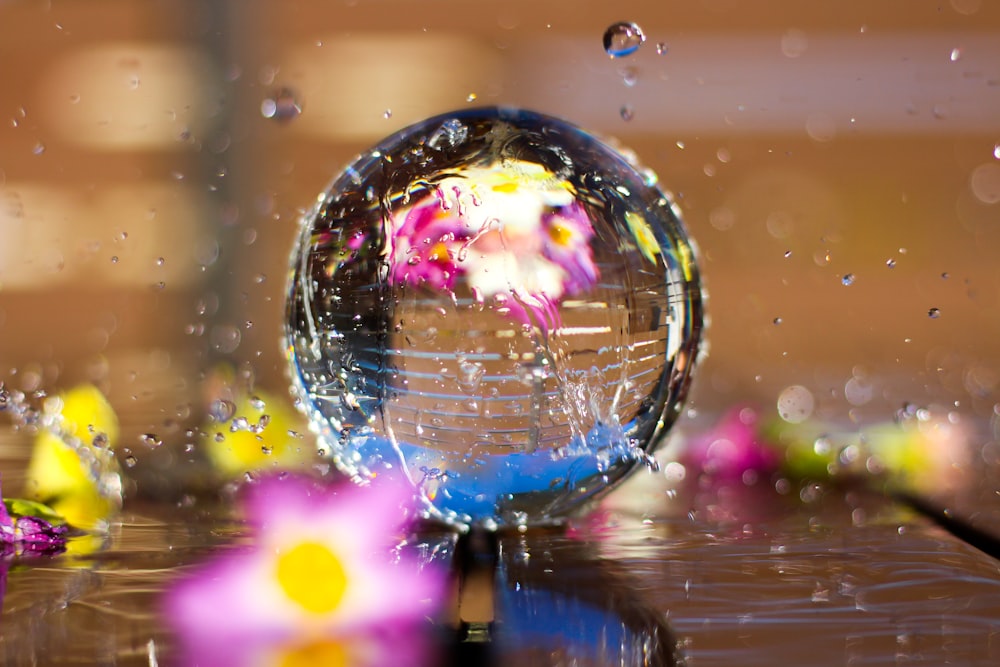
left=285, top=107, right=703, bottom=528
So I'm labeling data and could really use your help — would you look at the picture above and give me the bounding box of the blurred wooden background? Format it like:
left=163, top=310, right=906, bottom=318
left=1, top=0, right=999, bottom=469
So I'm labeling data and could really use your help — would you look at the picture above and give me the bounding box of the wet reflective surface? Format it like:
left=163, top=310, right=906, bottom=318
left=2, top=438, right=999, bottom=666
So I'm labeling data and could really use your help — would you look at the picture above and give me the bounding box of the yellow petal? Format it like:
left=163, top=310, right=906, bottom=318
left=24, top=384, right=121, bottom=530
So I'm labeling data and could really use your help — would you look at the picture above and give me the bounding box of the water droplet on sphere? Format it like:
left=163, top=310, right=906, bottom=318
left=261, top=87, right=302, bottom=122
left=603, top=22, right=646, bottom=58
left=284, top=107, right=703, bottom=529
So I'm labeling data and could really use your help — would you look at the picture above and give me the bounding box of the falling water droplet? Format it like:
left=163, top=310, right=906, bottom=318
left=261, top=87, right=302, bottom=123
left=32, top=142, right=45, bottom=155
left=783, top=250, right=792, bottom=258
left=603, top=21, right=646, bottom=58
left=655, top=42, right=668, bottom=56
left=620, top=66, right=639, bottom=87
left=620, top=105, right=635, bottom=121
left=841, top=273, right=855, bottom=286
left=383, top=109, right=393, bottom=119
left=993, top=143, right=1000, bottom=159
left=928, top=307, right=941, bottom=319
left=886, top=258, right=896, bottom=268
left=773, top=317, right=783, bottom=325
left=950, top=47, right=963, bottom=62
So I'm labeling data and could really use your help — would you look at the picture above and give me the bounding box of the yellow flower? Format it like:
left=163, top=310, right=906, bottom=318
left=625, top=212, right=661, bottom=264
left=24, top=385, right=121, bottom=530
left=202, top=389, right=314, bottom=478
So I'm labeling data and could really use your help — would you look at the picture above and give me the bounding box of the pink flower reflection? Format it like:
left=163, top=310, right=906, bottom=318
left=385, top=163, right=600, bottom=333
left=164, top=474, right=445, bottom=667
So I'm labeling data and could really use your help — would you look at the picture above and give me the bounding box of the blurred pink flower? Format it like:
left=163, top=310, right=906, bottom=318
left=683, top=407, right=781, bottom=480
left=164, top=474, right=446, bottom=667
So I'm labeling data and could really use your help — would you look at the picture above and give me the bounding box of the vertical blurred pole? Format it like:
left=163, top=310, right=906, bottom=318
left=0, top=1, right=234, bottom=489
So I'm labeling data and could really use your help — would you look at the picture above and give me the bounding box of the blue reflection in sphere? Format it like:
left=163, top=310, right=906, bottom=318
left=285, top=107, right=703, bottom=529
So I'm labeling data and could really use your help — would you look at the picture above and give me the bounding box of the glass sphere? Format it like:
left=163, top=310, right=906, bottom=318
left=285, top=107, right=703, bottom=529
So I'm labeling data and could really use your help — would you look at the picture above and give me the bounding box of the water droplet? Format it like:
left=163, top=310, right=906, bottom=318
left=210, top=398, right=237, bottom=422
left=466, top=93, right=478, bottom=103
left=970, top=163, right=1000, bottom=204
left=941, top=271, right=949, bottom=279
left=993, top=143, right=1000, bottom=160
left=620, top=105, right=635, bottom=121
left=603, top=21, right=646, bottom=58
left=261, top=87, right=302, bottom=123
left=777, top=385, right=815, bottom=424
left=110, top=255, right=119, bottom=264
left=886, top=258, right=896, bottom=268
left=783, top=250, right=792, bottom=258
left=773, top=317, right=783, bottom=325
left=780, top=28, right=809, bottom=58
left=140, top=433, right=162, bottom=448
left=655, top=42, right=668, bottom=56
left=928, top=307, right=941, bottom=319
left=620, top=66, right=639, bottom=87
left=124, top=455, right=138, bottom=468
left=156, top=257, right=165, bottom=266
left=950, top=47, right=963, bottom=62
left=383, top=108, right=392, bottom=119
left=841, top=273, right=855, bottom=286
left=32, top=142, right=45, bottom=155
left=249, top=395, right=266, bottom=410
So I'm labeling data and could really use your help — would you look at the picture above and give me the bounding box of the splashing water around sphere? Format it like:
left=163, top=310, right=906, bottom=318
left=285, top=108, right=703, bottom=528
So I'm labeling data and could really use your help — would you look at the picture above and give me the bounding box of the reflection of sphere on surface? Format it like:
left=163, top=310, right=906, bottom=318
left=285, top=107, right=703, bottom=528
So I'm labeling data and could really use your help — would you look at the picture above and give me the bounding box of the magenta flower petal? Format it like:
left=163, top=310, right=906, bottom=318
left=164, top=474, right=446, bottom=665
left=684, top=407, right=781, bottom=479
left=0, top=478, right=69, bottom=555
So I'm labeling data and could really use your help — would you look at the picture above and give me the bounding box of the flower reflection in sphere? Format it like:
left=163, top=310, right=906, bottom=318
left=287, top=108, right=704, bottom=528
left=164, top=474, right=445, bottom=667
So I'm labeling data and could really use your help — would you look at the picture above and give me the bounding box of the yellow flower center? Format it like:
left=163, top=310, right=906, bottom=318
left=279, top=640, right=348, bottom=667
left=428, top=241, right=452, bottom=264
left=491, top=179, right=519, bottom=194
left=548, top=221, right=573, bottom=247
left=275, top=541, right=348, bottom=614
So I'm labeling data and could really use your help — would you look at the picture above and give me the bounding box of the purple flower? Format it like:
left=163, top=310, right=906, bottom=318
left=0, top=482, right=69, bottom=556
left=164, top=474, right=446, bottom=667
